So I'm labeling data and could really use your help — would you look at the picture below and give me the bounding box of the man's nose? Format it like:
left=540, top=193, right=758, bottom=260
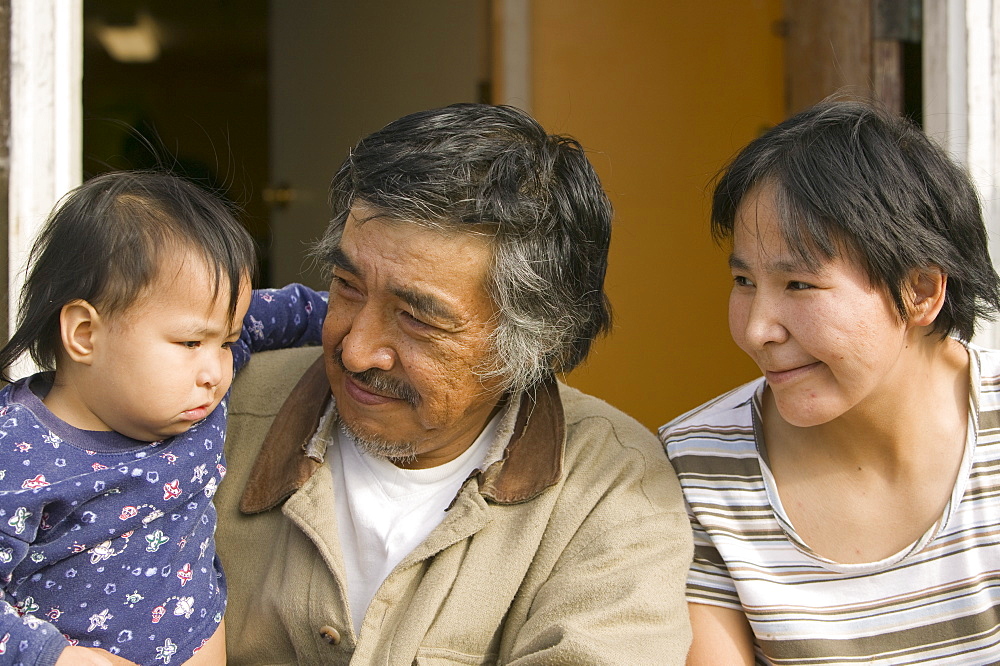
left=339, top=306, right=396, bottom=373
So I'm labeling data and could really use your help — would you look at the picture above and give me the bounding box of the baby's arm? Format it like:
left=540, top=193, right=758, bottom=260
left=232, top=284, right=328, bottom=370
left=0, top=600, right=72, bottom=665
left=0, top=525, right=73, bottom=663
left=56, top=646, right=138, bottom=665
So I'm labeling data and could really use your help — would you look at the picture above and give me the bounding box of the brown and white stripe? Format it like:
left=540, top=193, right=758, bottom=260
left=661, top=345, right=1000, bottom=665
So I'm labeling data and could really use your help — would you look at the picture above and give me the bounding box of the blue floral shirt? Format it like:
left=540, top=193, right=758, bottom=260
left=0, top=284, right=327, bottom=665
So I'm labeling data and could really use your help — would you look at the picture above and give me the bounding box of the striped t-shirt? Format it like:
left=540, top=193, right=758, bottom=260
left=661, top=344, right=1000, bottom=665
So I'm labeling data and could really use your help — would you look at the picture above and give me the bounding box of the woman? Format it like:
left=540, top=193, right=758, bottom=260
left=661, top=101, right=1000, bottom=664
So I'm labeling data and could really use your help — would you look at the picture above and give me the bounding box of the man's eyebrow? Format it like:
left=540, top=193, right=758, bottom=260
left=391, top=286, right=462, bottom=326
left=328, top=246, right=359, bottom=275
left=328, top=245, right=462, bottom=326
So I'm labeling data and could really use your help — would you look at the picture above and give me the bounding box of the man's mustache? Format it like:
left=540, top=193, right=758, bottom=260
left=333, top=351, right=420, bottom=406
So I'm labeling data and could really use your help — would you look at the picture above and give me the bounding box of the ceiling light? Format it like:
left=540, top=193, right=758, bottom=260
left=95, top=11, right=160, bottom=64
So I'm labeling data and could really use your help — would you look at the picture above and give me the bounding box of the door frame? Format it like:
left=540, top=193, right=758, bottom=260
left=4, top=0, right=998, bottom=347
left=6, top=0, right=81, bottom=377
left=924, top=0, right=1000, bottom=346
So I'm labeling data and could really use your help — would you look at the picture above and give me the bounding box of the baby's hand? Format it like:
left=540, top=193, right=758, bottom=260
left=55, top=646, right=139, bottom=665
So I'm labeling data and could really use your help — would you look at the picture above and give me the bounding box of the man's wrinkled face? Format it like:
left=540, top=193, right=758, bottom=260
left=322, top=205, right=506, bottom=469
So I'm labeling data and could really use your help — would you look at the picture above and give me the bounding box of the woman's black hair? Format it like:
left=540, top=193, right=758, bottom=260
left=712, top=100, right=1000, bottom=341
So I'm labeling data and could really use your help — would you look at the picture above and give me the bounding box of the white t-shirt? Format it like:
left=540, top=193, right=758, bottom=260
left=328, top=412, right=502, bottom=633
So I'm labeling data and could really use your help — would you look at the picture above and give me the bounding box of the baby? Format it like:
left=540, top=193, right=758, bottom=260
left=0, top=172, right=326, bottom=665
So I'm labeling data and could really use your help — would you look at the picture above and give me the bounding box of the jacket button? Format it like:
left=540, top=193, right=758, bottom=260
left=319, top=625, right=341, bottom=645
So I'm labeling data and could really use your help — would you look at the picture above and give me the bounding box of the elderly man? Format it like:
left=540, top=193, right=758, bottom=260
left=214, top=104, right=692, bottom=664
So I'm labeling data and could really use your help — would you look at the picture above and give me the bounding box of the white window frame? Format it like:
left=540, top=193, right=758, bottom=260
left=7, top=0, right=81, bottom=377
left=924, top=0, right=1000, bottom=347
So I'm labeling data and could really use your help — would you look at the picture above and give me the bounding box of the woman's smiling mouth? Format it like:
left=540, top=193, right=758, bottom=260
left=765, top=361, right=822, bottom=385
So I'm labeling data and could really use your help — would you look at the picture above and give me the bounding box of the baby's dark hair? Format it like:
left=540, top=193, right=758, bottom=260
left=712, top=100, right=1000, bottom=341
left=0, top=170, right=257, bottom=381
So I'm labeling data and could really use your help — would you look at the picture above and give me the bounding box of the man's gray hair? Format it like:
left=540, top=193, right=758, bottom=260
left=313, top=103, right=613, bottom=395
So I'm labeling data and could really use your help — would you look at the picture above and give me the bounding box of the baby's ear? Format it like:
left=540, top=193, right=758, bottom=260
left=907, top=266, right=947, bottom=327
left=60, top=300, right=101, bottom=364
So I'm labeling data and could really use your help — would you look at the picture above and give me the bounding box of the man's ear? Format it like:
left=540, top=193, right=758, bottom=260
left=60, top=300, right=101, bottom=365
left=908, top=267, right=948, bottom=328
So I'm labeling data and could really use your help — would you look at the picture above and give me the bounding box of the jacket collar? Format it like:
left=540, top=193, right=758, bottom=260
left=239, top=357, right=565, bottom=514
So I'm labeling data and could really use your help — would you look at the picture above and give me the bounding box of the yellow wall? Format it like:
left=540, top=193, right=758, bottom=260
left=529, top=1, right=785, bottom=430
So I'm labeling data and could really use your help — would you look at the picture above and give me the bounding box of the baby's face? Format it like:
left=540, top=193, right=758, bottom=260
left=86, top=251, right=252, bottom=441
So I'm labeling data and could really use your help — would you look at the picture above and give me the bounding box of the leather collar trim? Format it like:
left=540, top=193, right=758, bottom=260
left=478, top=377, right=563, bottom=503
left=238, top=358, right=565, bottom=513
left=239, top=358, right=330, bottom=514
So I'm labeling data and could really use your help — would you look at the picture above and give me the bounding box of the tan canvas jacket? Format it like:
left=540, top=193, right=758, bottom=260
left=215, top=347, right=692, bottom=664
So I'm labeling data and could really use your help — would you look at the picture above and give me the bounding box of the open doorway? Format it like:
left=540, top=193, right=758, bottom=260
left=82, top=0, right=489, bottom=289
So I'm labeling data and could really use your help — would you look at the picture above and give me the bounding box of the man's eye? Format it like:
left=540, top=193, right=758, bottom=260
left=401, top=310, right=434, bottom=330
left=733, top=275, right=753, bottom=287
left=182, top=341, right=201, bottom=349
left=787, top=281, right=813, bottom=290
left=331, top=274, right=362, bottom=296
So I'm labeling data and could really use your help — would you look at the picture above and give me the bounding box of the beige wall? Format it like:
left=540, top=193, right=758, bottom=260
left=528, top=1, right=785, bottom=429
left=268, top=0, right=488, bottom=288
left=81, top=2, right=784, bottom=430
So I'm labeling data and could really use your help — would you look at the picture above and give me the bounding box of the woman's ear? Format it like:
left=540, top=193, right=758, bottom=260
left=908, top=267, right=948, bottom=328
left=60, top=300, right=101, bottom=365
